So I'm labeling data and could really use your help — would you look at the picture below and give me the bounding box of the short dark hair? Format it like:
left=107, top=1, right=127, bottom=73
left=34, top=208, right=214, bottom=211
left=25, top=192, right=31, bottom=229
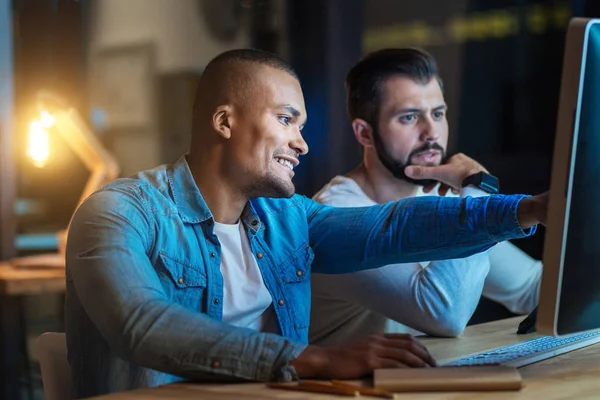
left=203, top=48, right=298, bottom=80
left=345, top=48, right=442, bottom=126
left=190, top=49, right=298, bottom=154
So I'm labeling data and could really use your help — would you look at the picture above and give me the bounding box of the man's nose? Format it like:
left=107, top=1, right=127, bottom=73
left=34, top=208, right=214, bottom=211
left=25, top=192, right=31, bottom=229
left=420, top=117, right=439, bottom=142
left=290, top=131, right=309, bottom=156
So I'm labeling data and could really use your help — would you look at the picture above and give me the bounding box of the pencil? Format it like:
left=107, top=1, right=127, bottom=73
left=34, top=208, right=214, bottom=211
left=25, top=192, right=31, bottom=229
left=267, top=382, right=358, bottom=396
left=330, top=380, right=396, bottom=399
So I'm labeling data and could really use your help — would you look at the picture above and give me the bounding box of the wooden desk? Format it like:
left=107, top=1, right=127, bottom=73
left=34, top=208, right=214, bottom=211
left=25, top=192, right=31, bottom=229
left=88, top=317, right=600, bottom=399
left=0, top=254, right=65, bottom=295
left=0, top=254, right=65, bottom=399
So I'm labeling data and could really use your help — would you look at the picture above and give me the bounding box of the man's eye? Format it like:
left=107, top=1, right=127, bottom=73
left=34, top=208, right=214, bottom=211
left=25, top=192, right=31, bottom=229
left=279, top=116, right=291, bottom=125
left=433, top=111, right=445, bottom=119
left=400, top=114, right=416, bottom=123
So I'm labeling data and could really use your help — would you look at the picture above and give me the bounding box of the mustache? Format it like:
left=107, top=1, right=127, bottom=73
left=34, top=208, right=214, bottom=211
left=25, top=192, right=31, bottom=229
left=273, top=149, right=300, bottom=159
left=409, top=142, right=445, bottom=159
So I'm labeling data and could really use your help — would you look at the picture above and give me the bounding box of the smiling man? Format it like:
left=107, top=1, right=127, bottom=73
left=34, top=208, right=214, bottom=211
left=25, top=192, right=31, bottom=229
left=65, top=49, right=546, bottom=398
left=309, top=48, right=542, bottom=346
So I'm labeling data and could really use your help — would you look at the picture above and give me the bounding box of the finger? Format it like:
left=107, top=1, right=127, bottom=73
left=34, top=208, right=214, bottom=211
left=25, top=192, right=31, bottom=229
left=381, top=335, right=431, bottom=356
left=382, top=333, right=413, bottom=339
left=405, top=165, right=454, bottom=187
left=383, top=335, right=430, bottom=355
left=376, top=346, right=431, bottom=368
left=422, top=183, right=436, bottom=193
left=381, top=336, right=437, bottom=367
left=376, top=358, right=410, bottom=369
left=438, top=185, right=449, bottom=197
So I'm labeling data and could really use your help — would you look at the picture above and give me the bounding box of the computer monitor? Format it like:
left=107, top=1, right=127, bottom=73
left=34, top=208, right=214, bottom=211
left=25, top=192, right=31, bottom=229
left=538, top=18, right=600, bottom=336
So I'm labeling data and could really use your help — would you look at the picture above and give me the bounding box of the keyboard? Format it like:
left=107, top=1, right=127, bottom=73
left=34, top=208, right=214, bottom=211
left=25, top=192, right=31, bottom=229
left=443, top=331, right=600, bottom=368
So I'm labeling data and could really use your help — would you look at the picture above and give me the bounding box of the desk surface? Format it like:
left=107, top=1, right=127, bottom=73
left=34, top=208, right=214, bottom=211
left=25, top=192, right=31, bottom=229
left=0, top=253, right=65, bottom=295
left=89, top=316, right=600, bottom=399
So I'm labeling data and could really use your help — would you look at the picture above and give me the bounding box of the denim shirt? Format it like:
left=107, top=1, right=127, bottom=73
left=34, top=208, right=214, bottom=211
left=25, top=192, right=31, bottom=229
left=65, top=156, right=535, bottom=398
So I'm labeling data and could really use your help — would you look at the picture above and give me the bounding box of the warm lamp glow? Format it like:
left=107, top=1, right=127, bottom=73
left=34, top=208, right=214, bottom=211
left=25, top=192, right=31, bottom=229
left=39, top=110, right=55, bottom=127
left=26, top=109, right=55, bottom=168
left=23, top=92, right=120, bottom=258
left=26, top=122, right=49, bottom=168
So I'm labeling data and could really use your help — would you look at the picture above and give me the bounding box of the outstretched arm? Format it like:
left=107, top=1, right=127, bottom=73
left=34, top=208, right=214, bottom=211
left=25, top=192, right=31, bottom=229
left=304, top=193, right=544, bottom=275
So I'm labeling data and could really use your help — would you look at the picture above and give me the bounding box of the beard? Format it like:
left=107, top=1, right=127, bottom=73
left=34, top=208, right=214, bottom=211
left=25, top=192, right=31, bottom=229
left=246, top=172, right=295, bottom=199
left=244, top=149, right=298, bottom=199
left=372, top=125, right=447, bottom=187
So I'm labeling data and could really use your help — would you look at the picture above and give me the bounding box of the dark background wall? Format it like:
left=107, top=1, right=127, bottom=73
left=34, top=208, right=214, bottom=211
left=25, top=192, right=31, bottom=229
left=286, top=0, right=364, bottom=196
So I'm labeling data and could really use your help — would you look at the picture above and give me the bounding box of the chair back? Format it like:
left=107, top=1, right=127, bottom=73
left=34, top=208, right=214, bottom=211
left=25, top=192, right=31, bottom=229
left=35, top=332, right=72, bottom=400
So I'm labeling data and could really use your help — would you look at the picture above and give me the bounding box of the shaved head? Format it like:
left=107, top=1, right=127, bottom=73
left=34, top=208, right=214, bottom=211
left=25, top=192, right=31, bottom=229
left=191, top=49, right=299, bottom=146
left=187, top=49, right=308, bottom=199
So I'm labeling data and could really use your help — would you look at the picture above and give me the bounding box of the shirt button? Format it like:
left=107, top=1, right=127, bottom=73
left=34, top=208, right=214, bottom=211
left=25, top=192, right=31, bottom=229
left=177, top=278, right=184, bottom=284
left=278, top=299, right=284, bottom=306
left=209, top=252, right=216, bottom=258
left=256, top=252, right=263, bottom=259
left=212, top=360, right=220, bottom=368
left=296, top=270, right=303, bottom=277
left=251, top=220, right=258, bottom=226
left=213, top=298, right=219, bottom=304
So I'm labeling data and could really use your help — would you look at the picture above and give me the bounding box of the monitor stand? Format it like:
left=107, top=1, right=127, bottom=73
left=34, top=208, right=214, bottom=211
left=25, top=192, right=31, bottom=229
left=517, top=306, right=538, bottom=334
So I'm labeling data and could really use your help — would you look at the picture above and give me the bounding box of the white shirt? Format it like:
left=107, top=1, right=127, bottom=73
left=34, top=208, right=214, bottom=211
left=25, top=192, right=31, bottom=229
left=213, top=221, right=276, bottom=332
left=309, top=176, right=542, bottom=345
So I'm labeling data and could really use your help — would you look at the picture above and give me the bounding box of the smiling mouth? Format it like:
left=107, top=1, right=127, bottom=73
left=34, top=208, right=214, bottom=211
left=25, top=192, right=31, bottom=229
left=274, top=157, right=295, bottom=170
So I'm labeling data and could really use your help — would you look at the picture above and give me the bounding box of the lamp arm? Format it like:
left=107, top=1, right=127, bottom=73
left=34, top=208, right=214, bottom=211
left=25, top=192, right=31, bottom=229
left=54, top=109, right=120, bottom=208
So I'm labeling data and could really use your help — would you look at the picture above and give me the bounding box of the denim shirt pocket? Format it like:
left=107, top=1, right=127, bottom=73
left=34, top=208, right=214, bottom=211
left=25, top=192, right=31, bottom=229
left=278, top=244, right=315, bottom=330
left=157, top=252, right=207, bottom=312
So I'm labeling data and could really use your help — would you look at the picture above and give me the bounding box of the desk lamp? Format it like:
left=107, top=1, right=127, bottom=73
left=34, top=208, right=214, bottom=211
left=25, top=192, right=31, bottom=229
left=24, top=91, right=120, bottom=260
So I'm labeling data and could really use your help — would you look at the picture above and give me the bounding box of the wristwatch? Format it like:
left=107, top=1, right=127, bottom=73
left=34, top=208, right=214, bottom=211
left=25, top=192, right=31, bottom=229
left=461, top=171, right=500, bottom=194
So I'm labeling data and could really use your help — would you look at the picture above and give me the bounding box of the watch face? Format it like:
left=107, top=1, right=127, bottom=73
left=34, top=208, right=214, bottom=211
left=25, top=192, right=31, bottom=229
left=480, top=173, right=500, bottom=193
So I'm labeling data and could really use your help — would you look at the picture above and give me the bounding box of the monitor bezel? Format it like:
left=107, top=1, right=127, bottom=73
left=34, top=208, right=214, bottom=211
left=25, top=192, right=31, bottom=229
left=537, top=18, right=600, bottom=336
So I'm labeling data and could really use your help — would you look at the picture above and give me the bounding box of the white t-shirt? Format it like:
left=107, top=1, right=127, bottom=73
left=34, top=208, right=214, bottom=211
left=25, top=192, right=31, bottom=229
left=213, top=221, right=276, bottom=332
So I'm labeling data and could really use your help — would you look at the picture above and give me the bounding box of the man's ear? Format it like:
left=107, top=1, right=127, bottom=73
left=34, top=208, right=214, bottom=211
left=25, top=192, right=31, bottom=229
left=351, top=118, right=375, bottom=149
left=212, top=105, right=233, bottom=139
